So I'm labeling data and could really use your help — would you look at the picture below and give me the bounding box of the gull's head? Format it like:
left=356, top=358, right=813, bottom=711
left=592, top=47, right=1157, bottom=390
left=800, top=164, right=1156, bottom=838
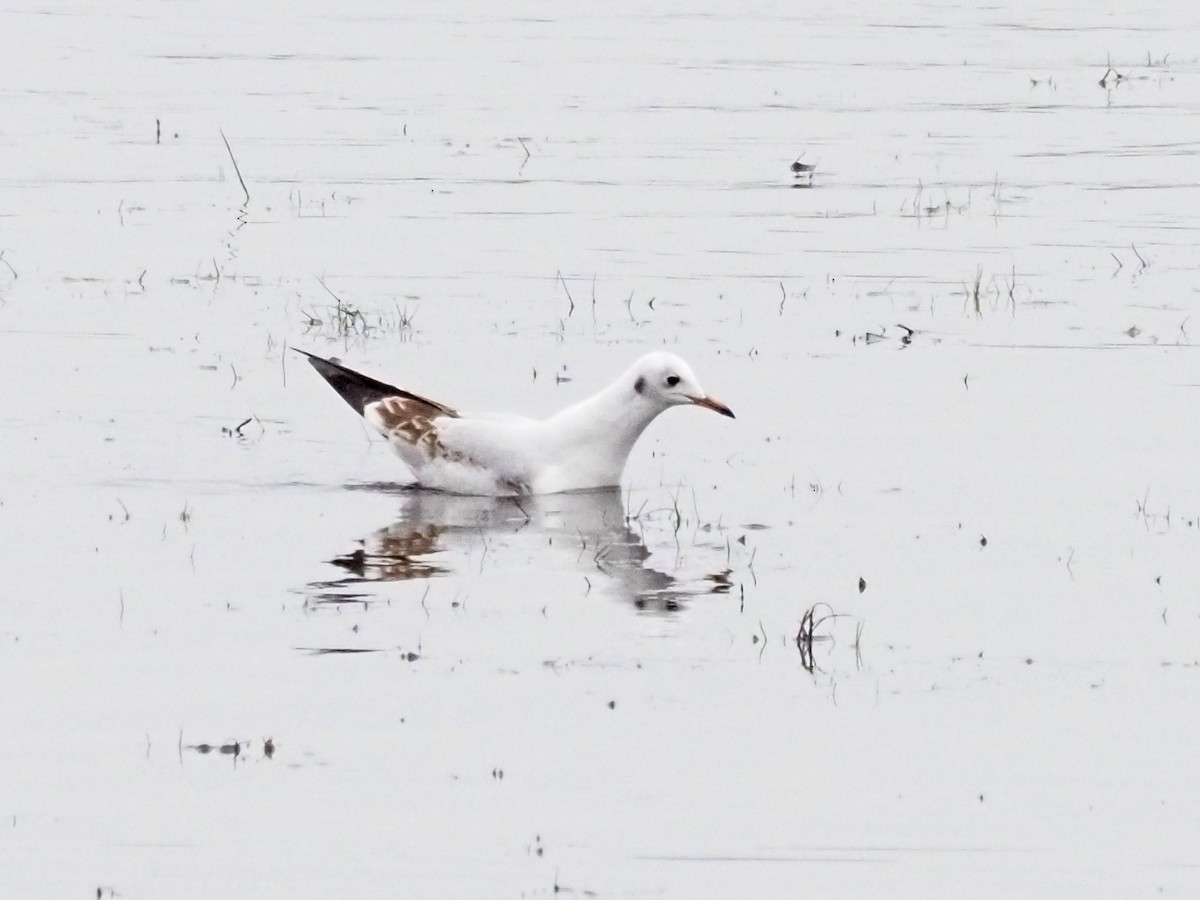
left=629, top=352, right=735, bottom=419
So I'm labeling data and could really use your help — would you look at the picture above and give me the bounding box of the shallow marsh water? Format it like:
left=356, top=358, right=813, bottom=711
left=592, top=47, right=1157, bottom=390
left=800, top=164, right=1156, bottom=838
left=3, top=2, right=1200, bottom=897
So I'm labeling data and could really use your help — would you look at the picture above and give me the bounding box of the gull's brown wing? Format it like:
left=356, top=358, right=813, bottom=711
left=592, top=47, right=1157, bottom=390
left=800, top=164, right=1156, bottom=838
left=297, top=351, right=458, bottom=451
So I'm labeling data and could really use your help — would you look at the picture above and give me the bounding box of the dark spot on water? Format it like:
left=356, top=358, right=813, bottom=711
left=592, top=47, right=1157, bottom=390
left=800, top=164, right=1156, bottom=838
left=299, top=647, right=382, bottom=655
left=189, top=741, right=242, bottom=758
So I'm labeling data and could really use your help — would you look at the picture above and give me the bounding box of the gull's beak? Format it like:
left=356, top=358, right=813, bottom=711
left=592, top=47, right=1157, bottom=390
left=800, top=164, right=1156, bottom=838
left=688, top=394, right=735, bottom=419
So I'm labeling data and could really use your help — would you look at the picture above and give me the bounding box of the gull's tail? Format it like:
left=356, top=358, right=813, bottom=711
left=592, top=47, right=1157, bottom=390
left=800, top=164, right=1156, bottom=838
left=294, top=350, right=456, bottom=418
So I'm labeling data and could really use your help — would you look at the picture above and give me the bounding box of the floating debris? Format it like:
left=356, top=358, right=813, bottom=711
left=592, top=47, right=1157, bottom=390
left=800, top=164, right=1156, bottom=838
left=188, top=740, right=242, bottom=757
left=789, top=154, right=817, bottom=188
left=298, top=647, right=383, bottom=655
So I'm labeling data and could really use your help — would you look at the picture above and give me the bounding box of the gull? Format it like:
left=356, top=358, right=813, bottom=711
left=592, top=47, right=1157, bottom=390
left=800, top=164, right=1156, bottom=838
left=297, top=350, right=734, bottom=496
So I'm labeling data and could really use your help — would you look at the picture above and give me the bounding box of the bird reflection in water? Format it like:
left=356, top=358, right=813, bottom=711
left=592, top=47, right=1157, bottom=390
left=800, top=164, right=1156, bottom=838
left=309, top=486, right=727, bottom=611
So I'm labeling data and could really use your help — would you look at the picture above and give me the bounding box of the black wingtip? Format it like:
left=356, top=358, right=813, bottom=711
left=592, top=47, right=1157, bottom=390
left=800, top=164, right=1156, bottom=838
left=296, top=350, right=457, bottom=420
left=295, top=350, right=406, bottom=416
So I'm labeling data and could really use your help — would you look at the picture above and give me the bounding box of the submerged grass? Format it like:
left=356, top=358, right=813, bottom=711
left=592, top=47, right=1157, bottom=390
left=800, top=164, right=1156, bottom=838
left=796, top=602, right=861, bottom=674
left=302, top=276, right=417, bottom=341
left=960, top=264, right=1018, bottom=317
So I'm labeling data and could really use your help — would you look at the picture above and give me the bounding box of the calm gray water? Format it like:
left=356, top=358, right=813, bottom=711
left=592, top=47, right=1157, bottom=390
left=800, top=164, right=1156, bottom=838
left=3, top=2, right=1200, bottom=897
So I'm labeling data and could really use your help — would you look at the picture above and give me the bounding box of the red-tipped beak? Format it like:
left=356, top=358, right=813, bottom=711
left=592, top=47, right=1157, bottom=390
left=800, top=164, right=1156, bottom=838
left=689, top=394, right=735, bottom=419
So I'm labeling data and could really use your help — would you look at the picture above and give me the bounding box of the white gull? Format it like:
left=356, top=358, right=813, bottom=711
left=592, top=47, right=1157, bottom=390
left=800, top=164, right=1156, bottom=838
left=298, top=350, right=734, bottom=496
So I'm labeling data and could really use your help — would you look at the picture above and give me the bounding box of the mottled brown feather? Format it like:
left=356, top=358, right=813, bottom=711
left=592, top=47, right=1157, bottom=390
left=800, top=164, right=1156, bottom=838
left=371, top=395, right=455, bottom=456
left=371, top=400, right=529, bottom=492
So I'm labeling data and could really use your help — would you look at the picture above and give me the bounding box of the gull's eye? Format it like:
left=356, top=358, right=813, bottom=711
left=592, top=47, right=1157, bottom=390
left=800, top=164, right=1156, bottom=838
left=665, top=374, right=681, bottom=387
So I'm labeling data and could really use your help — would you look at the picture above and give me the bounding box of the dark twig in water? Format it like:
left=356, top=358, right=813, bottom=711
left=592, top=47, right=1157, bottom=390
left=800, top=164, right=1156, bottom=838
left=299, top=647, right=382, bottom=655
left=315, top=274, right=341, bottom=303
left=797, top=606, right=817, bottom=672
left=960, top=266, right=983, bottom=317
left=220, top=129, right=251, bottom=204
left=312, top=274, right=370, bottom=336
left=510, top=496, right=532, bottom=525
left=555, top=270, right=575, bottom=317
left=221, top=417, right=251, bottom=438
left=796, top=602, right=853, bottom=674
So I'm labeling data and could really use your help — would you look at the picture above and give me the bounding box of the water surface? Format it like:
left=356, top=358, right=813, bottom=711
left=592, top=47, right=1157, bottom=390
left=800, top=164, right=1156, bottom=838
left=3, top=2, right=1200, bottom=897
